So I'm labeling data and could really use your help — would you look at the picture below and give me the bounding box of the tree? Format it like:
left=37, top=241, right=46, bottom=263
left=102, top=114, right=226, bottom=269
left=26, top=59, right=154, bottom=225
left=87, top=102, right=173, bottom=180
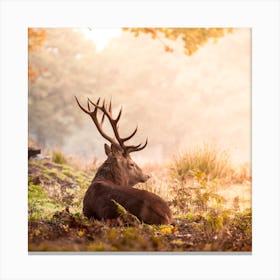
left=124, top=28, right=233, bottom=55
left=28, top=28, right=46, bottom=81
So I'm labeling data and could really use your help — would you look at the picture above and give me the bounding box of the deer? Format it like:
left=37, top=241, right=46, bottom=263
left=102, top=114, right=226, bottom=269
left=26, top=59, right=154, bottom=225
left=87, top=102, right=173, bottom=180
left=75, top=96, right=172, bottom=225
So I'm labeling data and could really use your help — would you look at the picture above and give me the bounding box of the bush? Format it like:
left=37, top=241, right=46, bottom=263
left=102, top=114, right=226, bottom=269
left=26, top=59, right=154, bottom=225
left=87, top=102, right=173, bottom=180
left=170, top=144, right=233, bottom=182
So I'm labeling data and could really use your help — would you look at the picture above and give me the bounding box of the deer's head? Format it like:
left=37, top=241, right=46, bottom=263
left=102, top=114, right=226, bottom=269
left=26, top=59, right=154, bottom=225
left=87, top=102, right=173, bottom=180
left=75, top=96, right=150, bottom=187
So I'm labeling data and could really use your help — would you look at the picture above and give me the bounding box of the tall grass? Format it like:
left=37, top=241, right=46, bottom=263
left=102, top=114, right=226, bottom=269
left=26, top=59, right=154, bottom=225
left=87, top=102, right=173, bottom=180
left=52, top=150, right=67, bottom=165
left=170, top=144, right=233, bottom=181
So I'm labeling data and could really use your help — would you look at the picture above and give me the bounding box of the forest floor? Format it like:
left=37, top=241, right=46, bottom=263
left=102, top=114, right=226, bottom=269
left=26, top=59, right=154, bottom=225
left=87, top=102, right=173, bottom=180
left=28, top=151, right=252, bottom=252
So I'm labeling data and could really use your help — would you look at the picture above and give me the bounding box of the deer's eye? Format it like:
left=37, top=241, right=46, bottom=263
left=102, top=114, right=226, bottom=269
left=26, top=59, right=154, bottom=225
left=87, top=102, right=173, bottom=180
left=128, top=162, right=135, bottom=168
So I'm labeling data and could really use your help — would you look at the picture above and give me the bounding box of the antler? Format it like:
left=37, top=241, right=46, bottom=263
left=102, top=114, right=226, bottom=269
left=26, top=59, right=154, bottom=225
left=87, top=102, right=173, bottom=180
left=75, top=96, right=148, bottom=154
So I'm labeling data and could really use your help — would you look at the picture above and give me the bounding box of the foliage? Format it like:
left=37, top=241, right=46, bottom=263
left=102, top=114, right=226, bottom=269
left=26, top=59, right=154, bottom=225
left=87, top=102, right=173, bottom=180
left=28, top=148, right=251, bottom=252
left=169, top=169, right=226, bottom=215
left=28, top=28, right=46, bottom=52
left=28, top=205, right=251, bottom=252
left=124, top=28, right=233, bottom=55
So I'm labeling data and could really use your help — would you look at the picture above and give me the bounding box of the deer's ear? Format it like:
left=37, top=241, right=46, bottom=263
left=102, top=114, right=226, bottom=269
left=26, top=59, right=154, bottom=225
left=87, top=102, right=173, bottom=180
left=104, top=143, right=111, bottom=156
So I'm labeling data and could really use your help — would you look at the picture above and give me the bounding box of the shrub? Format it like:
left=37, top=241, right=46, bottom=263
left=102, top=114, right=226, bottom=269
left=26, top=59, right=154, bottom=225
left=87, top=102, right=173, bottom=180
left=170, top=144, right=233, bottom=182
left=169, top=170, right=225, bottom=215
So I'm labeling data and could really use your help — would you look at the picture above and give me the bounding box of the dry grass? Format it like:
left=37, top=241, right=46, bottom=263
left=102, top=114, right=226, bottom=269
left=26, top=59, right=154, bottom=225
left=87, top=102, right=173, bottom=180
left=66, top=155, right=99, bottom=173
left=169, top=144, right=251, bottom=184
left=28, top=144, right=252, bottom=252
left=139, top=145, right=252, bottom=213
left=170, top=144, right=233, bottom=181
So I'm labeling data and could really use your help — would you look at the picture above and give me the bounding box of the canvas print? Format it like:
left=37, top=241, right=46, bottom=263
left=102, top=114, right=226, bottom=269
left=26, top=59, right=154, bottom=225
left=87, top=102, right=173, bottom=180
left=28, top=28, right=251, bottom=252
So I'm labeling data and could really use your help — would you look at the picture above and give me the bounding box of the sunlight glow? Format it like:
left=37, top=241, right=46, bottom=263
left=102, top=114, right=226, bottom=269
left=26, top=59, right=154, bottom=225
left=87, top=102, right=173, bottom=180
left=82, top=28, right=122, bottom=52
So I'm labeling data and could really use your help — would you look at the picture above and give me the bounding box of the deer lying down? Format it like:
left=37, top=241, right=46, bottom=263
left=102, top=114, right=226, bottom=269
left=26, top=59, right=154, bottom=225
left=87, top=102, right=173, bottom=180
left=75, top=96, right=172, bottom=225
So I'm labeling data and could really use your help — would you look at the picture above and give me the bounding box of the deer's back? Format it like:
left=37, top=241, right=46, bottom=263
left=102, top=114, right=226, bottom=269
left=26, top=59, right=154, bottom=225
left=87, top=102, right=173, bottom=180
left=83, top=180, right=172, bottom=225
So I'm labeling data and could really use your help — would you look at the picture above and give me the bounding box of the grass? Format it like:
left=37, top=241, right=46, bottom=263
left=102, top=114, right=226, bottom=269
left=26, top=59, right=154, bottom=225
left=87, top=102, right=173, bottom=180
left=170, top=144, right=233, bottom=181
left=28, top=145, right=252, bottom=252
left=52, top=150, right=67, bottom=165
left=28, top=182, right=64, bottom=220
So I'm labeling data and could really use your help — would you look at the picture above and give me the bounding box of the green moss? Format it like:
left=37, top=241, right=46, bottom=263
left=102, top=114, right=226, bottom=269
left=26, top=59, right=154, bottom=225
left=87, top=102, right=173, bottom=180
left=28, top=183, right=64, bottom=220
left=62, top=169, right=73, bottom=177
left=45, top=168, right=67, bottom=181
left=28, top=184, right=48, bottom=200
left=28, top=176, right=33, bottom=184
left=74, top=171, right=91, bottom=189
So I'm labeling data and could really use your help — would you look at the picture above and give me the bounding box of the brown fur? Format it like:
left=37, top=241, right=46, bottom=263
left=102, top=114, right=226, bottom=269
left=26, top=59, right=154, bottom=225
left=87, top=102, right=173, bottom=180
left=75, top=97, right=172, bottom=225
left=83, top=145, right=172, bottom=225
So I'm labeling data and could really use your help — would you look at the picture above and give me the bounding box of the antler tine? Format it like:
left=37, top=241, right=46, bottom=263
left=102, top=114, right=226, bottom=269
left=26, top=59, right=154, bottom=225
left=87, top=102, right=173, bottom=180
left=100, top=100, right=106, bottom=125
left=75, top=96, right=91, bottom=114
left=109, top=99, right=112, bottom=115
left=87, top=99, right=91, bottom=111
left=138, top=138, right=148, bottom=151
left=101, top=112, right=106, bottom=125
left=102, top=99, right=106, bottom=110
left=126, top=143, right=142, bottom=150
left=126, top=138, right=148, bottom=154
left=115, top=107, right=122, bottom=123
left=122, top=126, right=138, bottom=142
left=87, top=98, right=99, bottom=117
left=88, top=97, right=101, bottom=107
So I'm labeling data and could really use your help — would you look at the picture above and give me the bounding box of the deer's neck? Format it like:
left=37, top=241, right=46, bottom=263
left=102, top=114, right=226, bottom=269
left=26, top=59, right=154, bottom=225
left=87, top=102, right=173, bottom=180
left=93, top=160, right=129, bottom=187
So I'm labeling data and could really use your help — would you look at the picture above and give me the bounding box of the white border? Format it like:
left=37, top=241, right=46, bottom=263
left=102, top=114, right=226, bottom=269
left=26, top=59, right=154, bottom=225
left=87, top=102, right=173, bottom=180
left=0, top=1, right=279, bottom=280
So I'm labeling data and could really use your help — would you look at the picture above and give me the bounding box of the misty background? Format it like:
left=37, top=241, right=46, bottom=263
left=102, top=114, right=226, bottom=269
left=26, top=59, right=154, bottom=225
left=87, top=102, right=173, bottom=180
left=28, top=28, right=251, bottom=164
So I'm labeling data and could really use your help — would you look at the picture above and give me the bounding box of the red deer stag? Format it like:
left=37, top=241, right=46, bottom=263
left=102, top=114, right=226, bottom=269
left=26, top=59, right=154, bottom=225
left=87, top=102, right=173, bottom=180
left=75, top=96, right=172, bottom=225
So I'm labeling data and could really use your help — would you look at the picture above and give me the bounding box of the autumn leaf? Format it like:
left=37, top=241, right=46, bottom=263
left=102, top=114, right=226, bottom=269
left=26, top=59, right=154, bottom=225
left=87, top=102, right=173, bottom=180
left=160, top=225, right=174, bottom=234
left=28, top=28, right=46, bottom=82
left=28, top=28, right=46, bottom=51
left=33, top=229, right=40, bottom=236
left=124, top=28, right=233, bottom=56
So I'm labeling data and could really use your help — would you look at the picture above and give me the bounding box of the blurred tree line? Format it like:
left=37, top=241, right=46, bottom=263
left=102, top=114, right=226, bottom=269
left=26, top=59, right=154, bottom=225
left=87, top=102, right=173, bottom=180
left=28, top=28, right=250, bottom=162
left=29, top=28, right=98, bottom=147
